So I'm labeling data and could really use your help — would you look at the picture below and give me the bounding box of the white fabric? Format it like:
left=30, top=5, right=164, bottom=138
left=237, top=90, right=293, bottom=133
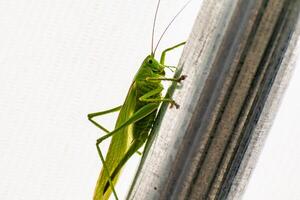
left=0, top=0, right=200, bottom=199
left=0, top=0, right=299, bottom=199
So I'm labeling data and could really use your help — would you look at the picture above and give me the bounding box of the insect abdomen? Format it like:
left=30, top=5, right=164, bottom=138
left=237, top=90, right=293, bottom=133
left=133, top=81, right=162, bottom=140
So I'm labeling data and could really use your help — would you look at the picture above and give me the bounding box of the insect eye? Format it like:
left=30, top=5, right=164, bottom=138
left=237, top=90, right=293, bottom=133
left=148, top=59, right=153, bottom=64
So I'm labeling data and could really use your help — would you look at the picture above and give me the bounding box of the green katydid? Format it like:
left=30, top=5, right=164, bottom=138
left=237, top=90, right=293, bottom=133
left=88, top=1, right=191, bottom=199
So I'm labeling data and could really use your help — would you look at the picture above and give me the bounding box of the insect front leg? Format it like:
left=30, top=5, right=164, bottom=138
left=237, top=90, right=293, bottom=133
left=160, top=41, right=186, bottom=65
left=157, top=41, right=187, bottom=83
left=139, top=87, right=180, bottom=108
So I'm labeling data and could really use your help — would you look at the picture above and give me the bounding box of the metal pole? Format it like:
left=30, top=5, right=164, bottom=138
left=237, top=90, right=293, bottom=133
left=128, top=0, right=300, bottom=199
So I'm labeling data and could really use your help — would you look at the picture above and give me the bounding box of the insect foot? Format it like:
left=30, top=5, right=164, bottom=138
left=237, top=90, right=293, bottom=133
left=177, top=75, right=187, bottom=83
left=170, top=101, right=180, bottom=109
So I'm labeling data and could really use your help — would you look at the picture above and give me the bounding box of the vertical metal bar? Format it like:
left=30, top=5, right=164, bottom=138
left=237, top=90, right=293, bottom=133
left=128, top=0, right=300, bottom=199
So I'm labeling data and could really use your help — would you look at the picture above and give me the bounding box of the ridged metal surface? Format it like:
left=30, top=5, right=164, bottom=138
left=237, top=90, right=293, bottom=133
left=128, top=0, right=300, bottom=199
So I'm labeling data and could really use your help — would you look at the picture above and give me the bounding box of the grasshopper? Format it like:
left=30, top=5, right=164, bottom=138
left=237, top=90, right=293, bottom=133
left=88, top=1, right=190, bottom=199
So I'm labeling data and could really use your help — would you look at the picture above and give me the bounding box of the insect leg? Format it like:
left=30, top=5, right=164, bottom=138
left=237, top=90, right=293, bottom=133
left=103, top=141, right=144, bottom=193
left=96, top=143, right=119, bottom=200
left=146, top=75, right=186, bottom=83
left=160, top=41, right=186, bottom=65
left=136, top=150, right=143, bottom=156
left=87, top=105, right=122, bottom=134
left=95, top=103, right=158, bottom=196
left=139, top=87, right=180, bottom=108
left=96, top=103, right=158, bottom=145
left=88, top=106, right=122, bottom=200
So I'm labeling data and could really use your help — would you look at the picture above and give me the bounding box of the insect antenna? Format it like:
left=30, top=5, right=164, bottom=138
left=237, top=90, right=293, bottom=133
left=153, top=0, right=192, bottom=55
left=151, top=0, right=161, bottom=56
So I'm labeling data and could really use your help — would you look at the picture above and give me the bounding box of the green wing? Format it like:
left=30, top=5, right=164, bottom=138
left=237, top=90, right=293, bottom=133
left=93, top=82, right=137, bottom=200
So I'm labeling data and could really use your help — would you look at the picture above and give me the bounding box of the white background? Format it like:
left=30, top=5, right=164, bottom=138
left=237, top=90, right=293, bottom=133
left=0, top=0, right=299, bottom=200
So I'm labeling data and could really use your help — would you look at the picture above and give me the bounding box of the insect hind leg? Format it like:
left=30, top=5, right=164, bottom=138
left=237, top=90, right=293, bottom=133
left=88, top=106, right=122, bottom=199
left=96, top=141, right=119, bottom=200
left=88, top=105, right=122, bottom=134
left=94, top=103, right=158, bottom=198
